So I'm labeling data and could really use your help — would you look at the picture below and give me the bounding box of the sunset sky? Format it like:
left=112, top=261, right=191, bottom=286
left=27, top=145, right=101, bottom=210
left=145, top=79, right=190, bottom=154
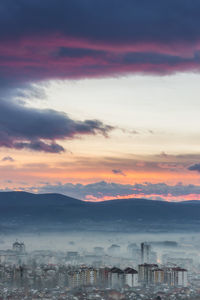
left=1, top=0, right=200, bottom=201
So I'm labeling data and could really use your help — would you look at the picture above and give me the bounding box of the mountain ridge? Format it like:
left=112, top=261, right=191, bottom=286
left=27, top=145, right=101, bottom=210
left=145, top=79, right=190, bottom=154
left=0, top=191, right=199, bottom=233
left=1, top=191, right=199, bottom=204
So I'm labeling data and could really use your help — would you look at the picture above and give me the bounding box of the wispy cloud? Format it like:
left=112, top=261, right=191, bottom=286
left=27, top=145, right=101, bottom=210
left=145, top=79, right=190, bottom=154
left=1, top=156, right=15, bottom=162
left=112, top=169, right=126, bottom=176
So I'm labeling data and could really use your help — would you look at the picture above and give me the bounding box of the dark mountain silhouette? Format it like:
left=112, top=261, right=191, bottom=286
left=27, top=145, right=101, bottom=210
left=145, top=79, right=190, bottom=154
left=0, top=192, right=199, bottom=232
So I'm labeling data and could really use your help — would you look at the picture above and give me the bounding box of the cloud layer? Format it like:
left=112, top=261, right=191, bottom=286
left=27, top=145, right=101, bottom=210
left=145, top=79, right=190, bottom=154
left=34, top=181, right=200, bottom=201
left=0, top=99, right=113, bottom=153
left=1, top=0, right=200, bottom=83
left=1, top=0, right=200, bottom=44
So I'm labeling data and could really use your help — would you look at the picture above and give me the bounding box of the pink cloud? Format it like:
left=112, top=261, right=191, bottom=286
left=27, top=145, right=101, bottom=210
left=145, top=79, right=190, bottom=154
left=1, top=35, right=200, bottom=85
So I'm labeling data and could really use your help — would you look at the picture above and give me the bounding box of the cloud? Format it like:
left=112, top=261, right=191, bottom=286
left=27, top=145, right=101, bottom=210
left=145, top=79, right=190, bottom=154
left=1, top=47, right=200, bottom=84
left=112, top=169, right=126, bottom=176
left=57, top=47, right=106, bottom=59
left=36, top=181, right=134, bottom=200
left=1, top=156, right=15, bottom=162
left=188, top=163, right=200, bottom=172
left=14, top=141, right=65, bottom=154
left=0, top=99, right=114, bottom=153
left=1, top=0, right=200, bottom=84
left=1, top=0, right=200, bottom=45
left=5, top=180, right=12, bottom=184
left=34, top=181, right=200, bottom=201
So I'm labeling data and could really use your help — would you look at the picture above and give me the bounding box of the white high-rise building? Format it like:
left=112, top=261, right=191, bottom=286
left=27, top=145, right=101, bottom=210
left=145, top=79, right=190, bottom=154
left=175, top=268, right=188, bottom=287
left=124, top=267, right=138, bottom=287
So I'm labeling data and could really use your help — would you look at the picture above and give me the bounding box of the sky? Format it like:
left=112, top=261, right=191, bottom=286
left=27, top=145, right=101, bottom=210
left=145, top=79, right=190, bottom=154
left=1, top=0, right=200, bottom=201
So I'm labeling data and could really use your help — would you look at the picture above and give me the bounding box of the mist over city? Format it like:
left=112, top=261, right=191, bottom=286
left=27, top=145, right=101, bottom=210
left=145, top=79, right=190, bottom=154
left=0, top=193, right=199, bottom=299
left=0, top=230, right=199, bottom=299
left=1, top=0, right=200, bottom=299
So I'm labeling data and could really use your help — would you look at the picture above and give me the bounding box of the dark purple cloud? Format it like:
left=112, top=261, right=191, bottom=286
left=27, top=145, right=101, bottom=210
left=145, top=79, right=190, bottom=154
left=57, top=47, right=106, bottom=59
left=188, top=163, right=200, bottom=172
left=14, top=141, right=65, bottom=154
left=0, top=0, right=200, bottom=154
left=0, top=0, right=200, bottom=44
left=112, top=169, right=126, bottom=176
left=0, top=0, right=200, bottom=84
left=0, top=100, right=114, bottom=153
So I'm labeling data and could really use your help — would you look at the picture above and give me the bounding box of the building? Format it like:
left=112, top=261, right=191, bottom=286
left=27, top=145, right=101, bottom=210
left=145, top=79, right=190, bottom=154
left=98, top=267, right=110, bottom=287
left=67, top=252, right=79, bottom=260
left=109, top=267, right=124, bottom=289
left=138, top=264, right=188, bottom=287
left=108, top=244, right=121, bottom=256
left=12, top=241, right=26, bottom=253
left=67, top=267, right=97, bottom=288
left=152, top=268, right=165, bottom=284
left=127, top=243, right=138, bottom=256
left=164, top=267, right=188, bottom=287
left=93, top=247, right=104, bottom=256
left=138, top=264, right=158, bottom=284
left=141, top=242, right=151, bottom=263
left=124, top=267, right=138, bottom=287
left=176, top=267, right=188, bottom=287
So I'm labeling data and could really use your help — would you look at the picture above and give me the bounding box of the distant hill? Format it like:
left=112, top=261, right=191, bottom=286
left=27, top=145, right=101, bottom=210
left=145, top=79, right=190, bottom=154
left=0, top=192, right=200, bottom=233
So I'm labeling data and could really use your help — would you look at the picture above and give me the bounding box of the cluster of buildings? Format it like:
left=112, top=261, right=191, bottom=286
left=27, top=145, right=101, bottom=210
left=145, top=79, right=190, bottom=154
left=68, top=266, right=138, bottom=289
left=138, top=264, right=187, bottom=287
left=67, top=264, right=187, bottom=289
left=0, top=239, right=196, bottom=299
left=0, top=263, right=188, bottom=290
left=0, top=242, right=188, bottom=291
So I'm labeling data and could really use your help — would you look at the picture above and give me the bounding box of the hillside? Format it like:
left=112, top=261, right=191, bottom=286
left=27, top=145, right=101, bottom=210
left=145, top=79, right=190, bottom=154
left=0, top=192, right=199, bottom=233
